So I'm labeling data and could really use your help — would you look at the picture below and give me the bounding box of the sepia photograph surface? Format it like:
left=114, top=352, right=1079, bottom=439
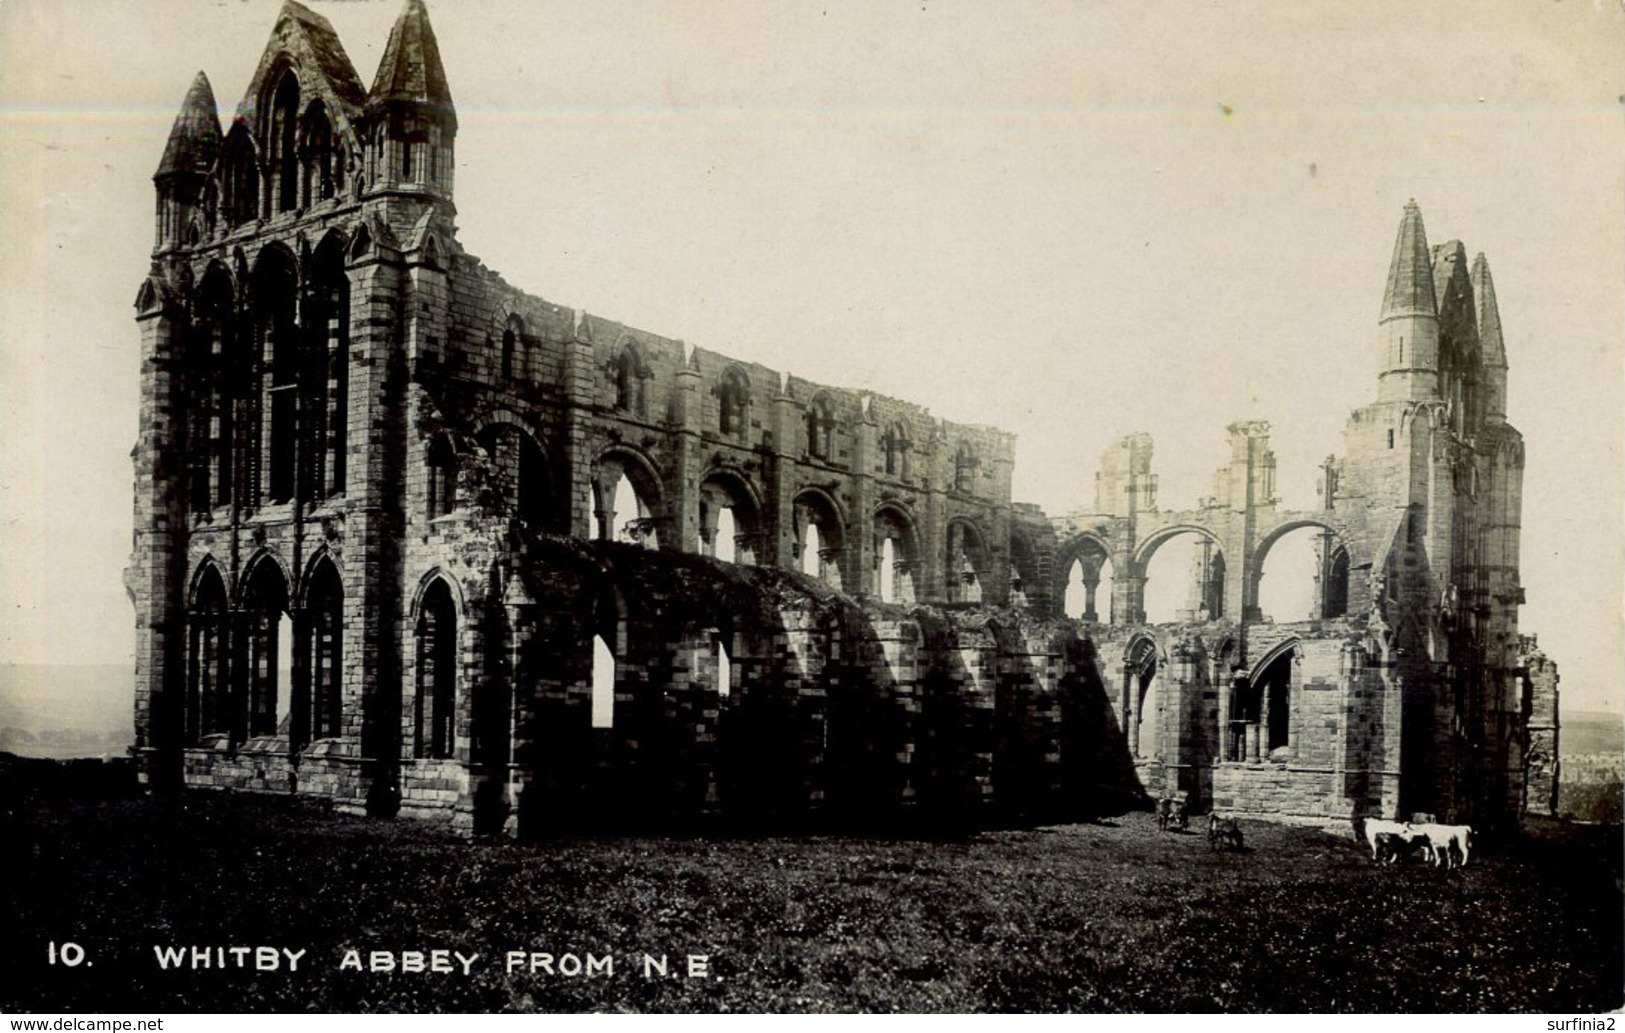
left=0, top=0, right=1621, bottom=1015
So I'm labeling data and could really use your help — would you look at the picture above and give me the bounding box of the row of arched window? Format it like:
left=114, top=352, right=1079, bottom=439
left=474, top=322, right=989, bottom=488
left=206, top=69, right=451, bottom=241
left=214, top=74, right=348, bottom=234
left=419, top=427, right=994, bottom=600
left=187, top=244, right=349, bottom=513
left=183, top=557, right=344, bottom=751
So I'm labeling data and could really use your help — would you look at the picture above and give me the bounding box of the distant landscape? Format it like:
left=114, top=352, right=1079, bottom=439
left=0, top=663, right=1617, bottom=765
left=1560, top=709, right=1624, bottom=758
left=0, top=664, right=132, bottom=759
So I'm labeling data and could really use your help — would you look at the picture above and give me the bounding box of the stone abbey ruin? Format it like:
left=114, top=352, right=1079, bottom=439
left=129, top=0, right=1559, bottom=837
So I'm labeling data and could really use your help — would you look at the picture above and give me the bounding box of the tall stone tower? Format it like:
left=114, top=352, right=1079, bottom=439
left=1338, top=201, right=1529, bottom=826
left=129, top=0, right=457, bottom=811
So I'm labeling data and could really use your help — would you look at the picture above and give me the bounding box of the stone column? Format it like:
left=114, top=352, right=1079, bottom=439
left=130, top=276, right=191, bottom=790
left=671, top=347, right=703, bottom=554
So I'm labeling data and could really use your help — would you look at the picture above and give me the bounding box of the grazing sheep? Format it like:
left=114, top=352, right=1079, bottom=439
left=1156, top=796, right=1188, bottom=831
left=1412, top=823, right=1474, bottom=868
left=1208, top=813, right=1244, bottom=851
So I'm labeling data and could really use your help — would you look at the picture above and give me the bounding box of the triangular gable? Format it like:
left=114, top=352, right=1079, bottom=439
left=235, top=2, right=368, bottom=141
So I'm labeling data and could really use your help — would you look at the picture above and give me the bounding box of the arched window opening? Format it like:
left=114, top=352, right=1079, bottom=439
left=518, top=433, right=553, bottom=531
left=305, top=251, right=349, bottom=499
left=1257, top=526, right=1327, bottom=622
left=713, top=633, right=732, bottom=702
left=1062, top=548, right=1114, bottom=621
left=954, top=442, right=978, bottom=493
left=882, top=423, right=910, bottom=479
left=873, top=507, right=919, bottom=603
left=613, top=347, right=645, bottom=415
left=190, top=272, right=236, bottom=511
left=1135, top=672, right=1159, bottom=759
left=806, top=396, right=834, bottom=460
left=252, top=251, right=299, bottom=505
left=718, top=370, right=749, bottom=439
left=185, top=567, right=230, bottom=746
left=699, top=476, right=757, bottom=565
left=1321, top=544, right=1350, bottom=619
left=415, top=579, right=458, bottom=759
left=1205, top=552, right=1227, bottom=620
left=242, top=561, right=290, bottom=739
left=879, top=538, right=897, bottom=603
left=501, top=316, right=525, bottom=382
left=1229, top=648, right=1293, bottom=762
left=590, top=634, right=616, bottom=729
left=1127, top=639, right=1159, bottom=759
left=946, top=521, right=987, bottom=604
left=301, top=100, right=335, bottom=203
left=601, top=472, right=658, bottom=548
left=802, top=522, right=822, bottom=574
left=714, top=506, right=738, bottom=564
left=1064, top=560, right=1087, bottom=619
left=1141, top=532, right=1214, bottom=624
left=304, top=560, right=344, bottom=743
left=792, top=492, right=844, bottom=587
left=220, top=124, right=259, bottom=228
left=270, top=72, right=300, bottom=214
left=426, top=435, right=457, bottom=520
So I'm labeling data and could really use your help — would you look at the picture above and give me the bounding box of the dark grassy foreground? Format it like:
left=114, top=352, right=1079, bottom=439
left=2, top=765, right=1620, bottom=1013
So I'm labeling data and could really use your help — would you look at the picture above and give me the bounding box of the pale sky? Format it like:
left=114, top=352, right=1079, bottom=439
left=0, top=0, right=1620, bottom=714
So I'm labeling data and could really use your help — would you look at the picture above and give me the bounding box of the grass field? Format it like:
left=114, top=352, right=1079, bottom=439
left=2, top=762, right=1620, bottom=1013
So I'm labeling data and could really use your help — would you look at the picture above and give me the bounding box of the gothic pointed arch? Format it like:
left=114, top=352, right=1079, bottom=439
left=219, top=120, right=260, bottom=227
left=473, top=414, right=563, bottom=533
left=945, top=517, right=990, bottom=603
left=699, top=466, right=765, bottom=564
left=1125, top=634, right=1162, bottom=760
left=307, top=230, right=350, bottom=498
left=239, top=550, right=293, bottom=740
left=299, top=96, right=338, bottom=203
left=189, top=263, right=238, bottom=510
left=185, top=561, right=231, bottom=746
left=412, top=573, right=462, bottom=760
left=591, top=445, right=665, bottom=547
left=792, top=486, right=846, bottom=586
left=267, top=67, right=302, bottom=213
left=716, top=365, right=751, bottom=439
left=300, top=553, right=345, bottom=744
left=805, top=392, right=836, bottom=460
left=249, top=243, right=300, bottom=505
left=873, top=502, right=921, bottom=603
left=611, top=338, right=649, bottom=416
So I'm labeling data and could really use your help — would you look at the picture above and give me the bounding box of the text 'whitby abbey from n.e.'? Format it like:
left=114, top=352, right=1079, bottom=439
left=128, top=0, right=1558, bottom=838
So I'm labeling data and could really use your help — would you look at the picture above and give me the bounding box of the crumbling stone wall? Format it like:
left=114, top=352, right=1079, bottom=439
left=131, top=1, right=1555, bottom=838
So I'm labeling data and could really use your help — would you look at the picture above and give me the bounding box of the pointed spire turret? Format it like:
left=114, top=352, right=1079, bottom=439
left=364, top=0, right=456, bottom=201
left=1472, top=252, right=1508, bottom=424
left=1380, top=200, right=1437, bottom=324
left=1377, top=200, right=1441, bottom=402
left=153, top=72, right=223, bottom=253
left=371, top=0, right=455, bottom=122
left=1471, top=253, right=1505, bottom=370
left=156, top=72, right=221, bottom=178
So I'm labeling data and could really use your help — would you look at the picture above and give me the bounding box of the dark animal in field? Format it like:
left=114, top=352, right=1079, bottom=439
left=1156, top=796, right=1188, bottom=831
left=1374, top=829, right=1431, bottom=864
left=1208, top=813, right=1244, bottom=851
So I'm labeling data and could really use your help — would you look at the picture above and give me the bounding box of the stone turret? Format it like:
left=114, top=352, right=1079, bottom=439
left=1472, top=253, right=1508, bottom=425
left=152, top=72, right=221, bottom=253
left=366, top=0, right=456, bottom=204
left=1378, top=200, right=1440, bottom=401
